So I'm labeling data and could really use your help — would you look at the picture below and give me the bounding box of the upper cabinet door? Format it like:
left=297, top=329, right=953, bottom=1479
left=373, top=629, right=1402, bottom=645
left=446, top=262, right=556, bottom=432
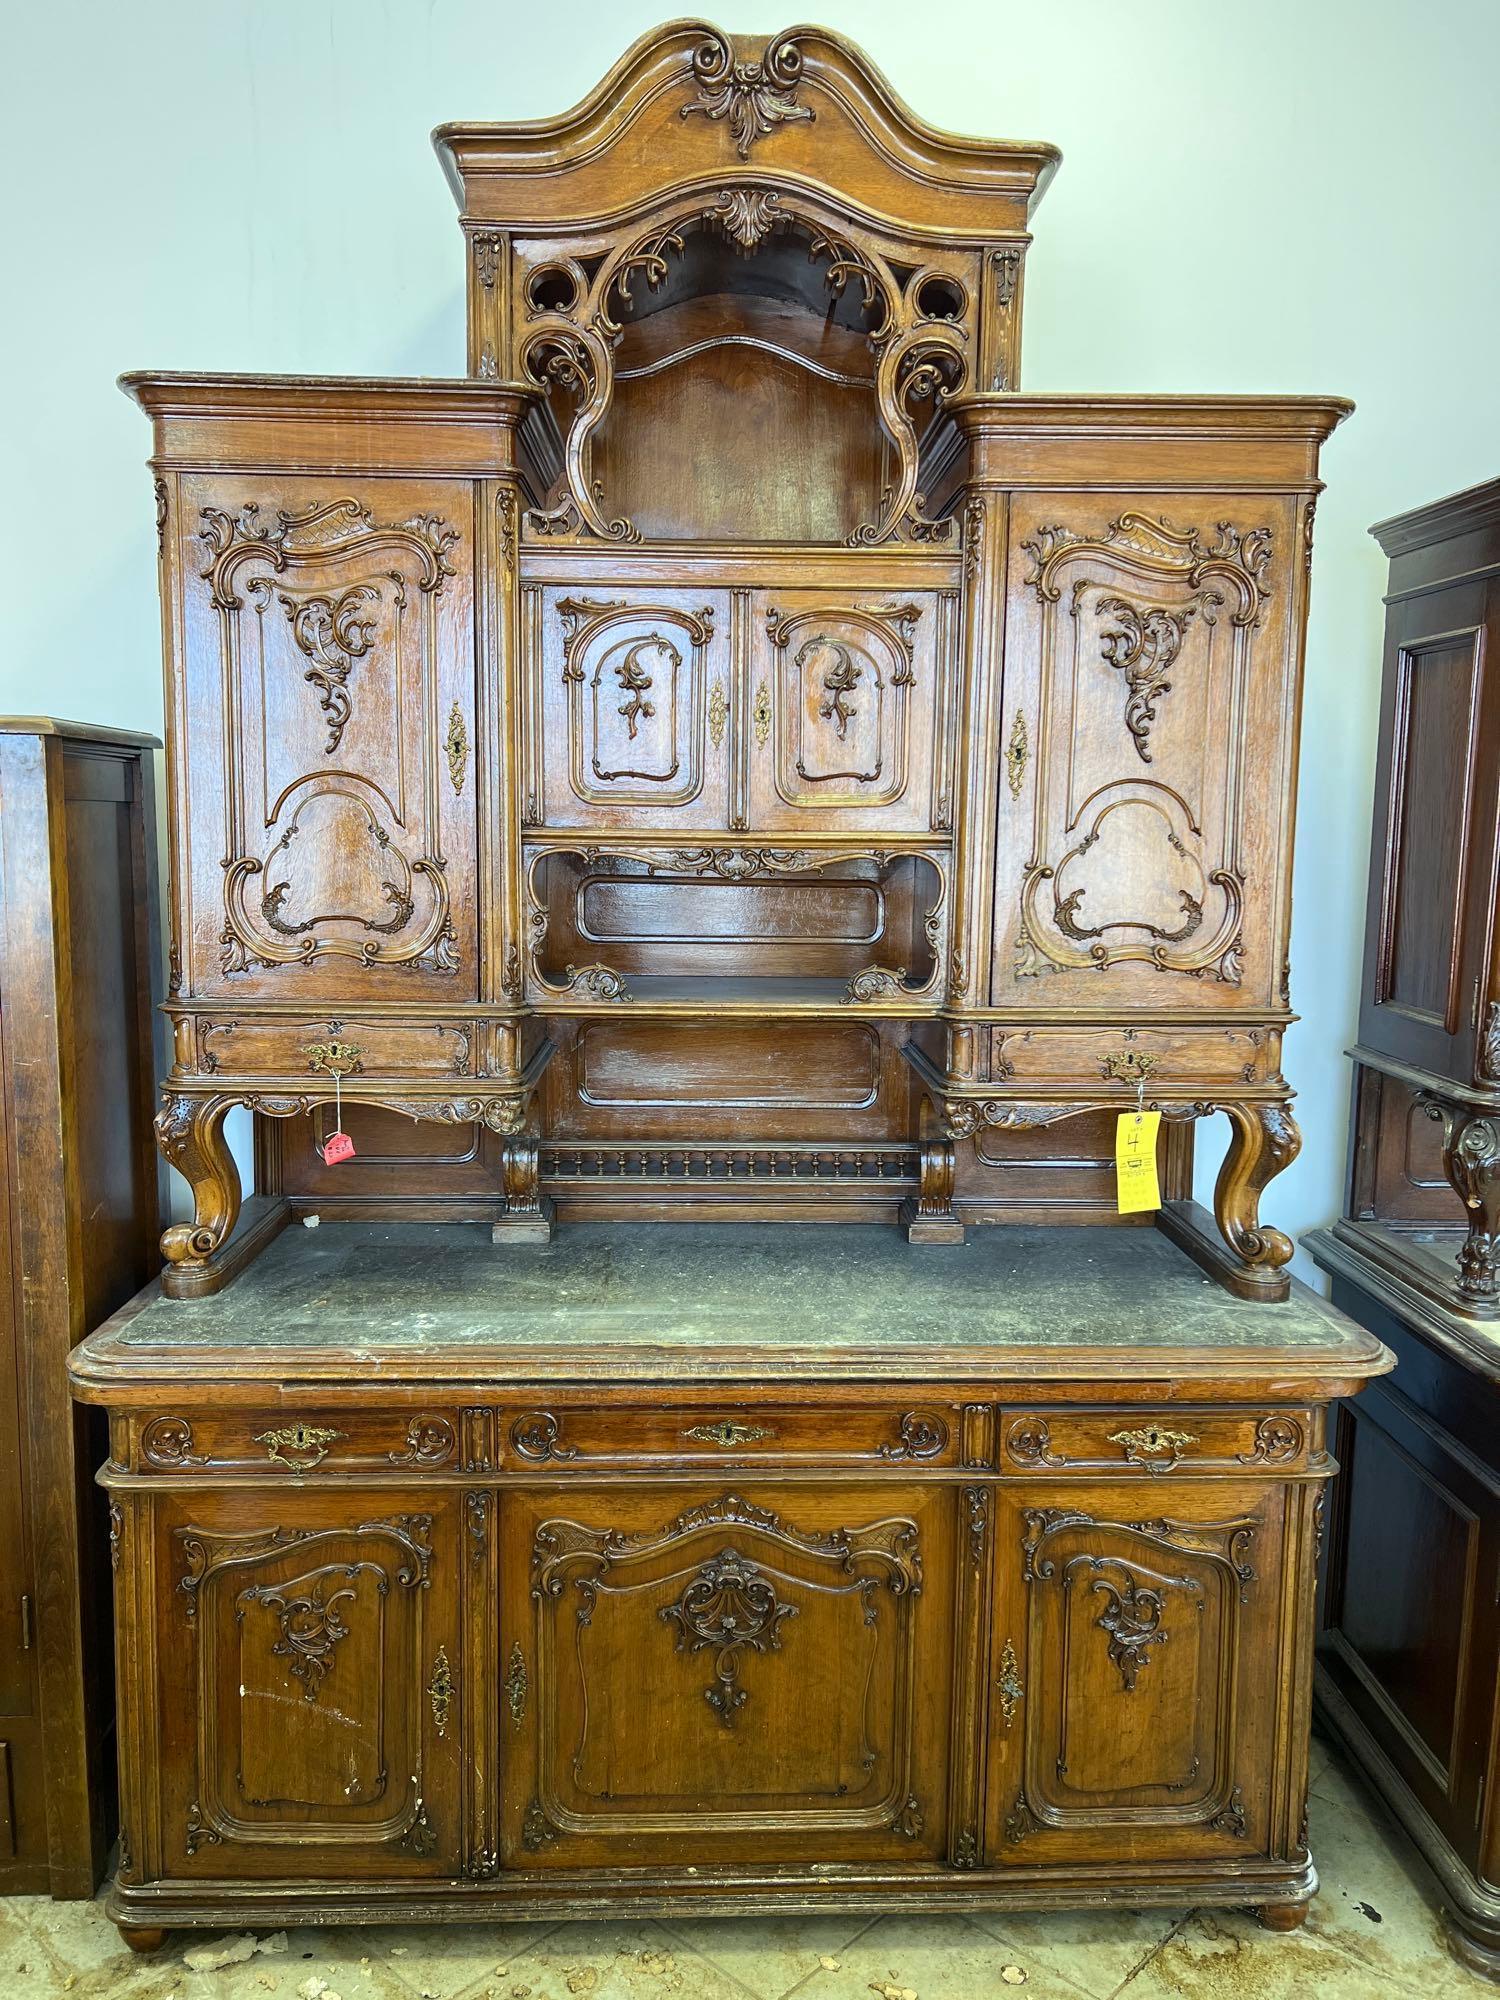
left=747, top=591, right=946, bottom=834
left=990, top=501, right=1298, bottom=1010
left=526, top=585, right=730, bottom=829
left=180, top=479, right=479, bottom=1001
left=1357, top=575, right=1500, bottom=1085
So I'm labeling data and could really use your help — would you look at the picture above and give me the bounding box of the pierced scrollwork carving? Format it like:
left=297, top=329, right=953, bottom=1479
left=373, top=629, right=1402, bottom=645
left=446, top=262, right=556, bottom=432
left=660, top=1547, right=798, bottom=1727
left=681, top=30, right=814, bottom=159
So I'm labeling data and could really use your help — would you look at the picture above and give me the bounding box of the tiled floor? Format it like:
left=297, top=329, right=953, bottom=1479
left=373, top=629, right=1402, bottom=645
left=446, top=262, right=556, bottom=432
left=6, top=1733, right=1491, bottom=1999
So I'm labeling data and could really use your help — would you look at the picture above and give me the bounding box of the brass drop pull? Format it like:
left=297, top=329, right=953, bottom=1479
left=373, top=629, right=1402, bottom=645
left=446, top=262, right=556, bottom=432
left=253, top=1423, right=345, bottom=1471
left=428, top=1645, right=454, bottom=1737
left=682, top=1421, right=774, bottom=1449
left=997, top=1639, right=1023, bottom=1729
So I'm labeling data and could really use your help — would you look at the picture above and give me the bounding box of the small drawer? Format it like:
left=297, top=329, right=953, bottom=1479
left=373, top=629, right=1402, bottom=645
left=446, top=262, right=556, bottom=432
left=987, top=1026, right=1282, bottom=1091
left=999, top=1408, right=1314, bottom=1477
left=180, top=1016, right=477, bottom=1080
left=502, top=1404, right=960, bottom=1470
left=133, top=1409, right=467, bottom=1475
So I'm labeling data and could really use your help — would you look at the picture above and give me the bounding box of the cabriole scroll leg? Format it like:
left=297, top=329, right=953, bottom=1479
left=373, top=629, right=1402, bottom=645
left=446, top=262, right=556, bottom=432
left=154, top=1093, right=242, bottom=1298
left=1212, top=1101, right=1301, bottom=1292
left=901, top=1096, right=965, bottom=1245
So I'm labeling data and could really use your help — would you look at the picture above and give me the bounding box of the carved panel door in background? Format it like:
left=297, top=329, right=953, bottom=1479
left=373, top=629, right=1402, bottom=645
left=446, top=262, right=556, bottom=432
left=747, top=592, right=945, bottom=832
left=1356, top=575, right=1500, bottom=1083
left=151, top=1493, right=459, bottom=1878
left=990, top=1488, right=1284, bottom=1861
left=528, top=587, right=731, bottom=828
left=990, top=504, right=1295, bottom=1010
left=180, top=481, right=478, bottom=999
left=502, top=1485, right=952, bottom=1867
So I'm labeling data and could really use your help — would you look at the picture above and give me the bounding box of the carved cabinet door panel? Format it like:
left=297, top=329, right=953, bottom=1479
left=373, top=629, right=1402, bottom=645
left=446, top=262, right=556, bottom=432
left=988, top=1487, right=1287, bottom=1863
left=989, top=500, right=1298, bottom=1010
left=151, top=1492, right=459, bottom=1879
left=178, top=480, right=479, bottom=999
left=502, top=1484, right=952, bottom=1868
left=525, top=585, right=731, bottom=828
left=747, top=592, right=946, bottom=832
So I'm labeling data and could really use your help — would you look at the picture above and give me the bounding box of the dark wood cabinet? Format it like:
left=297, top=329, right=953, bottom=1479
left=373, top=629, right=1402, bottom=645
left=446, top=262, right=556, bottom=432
left=0, top=718, right=164, bottom=1894
left=69, top=1221, right=1389, bottom=1948
left=125, top=22, right=1347, bottom=1301
left=1340, top=480, right=1500, bottom=1312
left=1308, top=478, right=1500, bottom=1982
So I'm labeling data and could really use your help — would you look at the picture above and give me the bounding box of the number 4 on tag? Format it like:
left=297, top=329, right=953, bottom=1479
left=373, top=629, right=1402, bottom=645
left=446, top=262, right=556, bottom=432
left=1115, top=1110, right=1161, bottom=1214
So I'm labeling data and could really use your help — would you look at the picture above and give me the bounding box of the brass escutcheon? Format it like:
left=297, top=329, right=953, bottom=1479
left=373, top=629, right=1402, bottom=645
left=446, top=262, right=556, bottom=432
left=253, top=1423, right=345, bottom=1471
left=682, top=1421, right=775, bottom=1449
left=303, top=1040, right=364, bottom=1078
left=1100, top=1049, right=1160, bottom=1085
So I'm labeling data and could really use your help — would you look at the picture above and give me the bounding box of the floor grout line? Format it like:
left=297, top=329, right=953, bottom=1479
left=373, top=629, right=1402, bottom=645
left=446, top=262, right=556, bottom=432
left=1102, top=1908, right=1197, bottom=1999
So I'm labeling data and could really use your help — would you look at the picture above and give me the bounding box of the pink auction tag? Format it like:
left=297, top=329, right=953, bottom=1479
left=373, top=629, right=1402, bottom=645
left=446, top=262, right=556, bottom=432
left=320, top=1129, right=356, bottom=1165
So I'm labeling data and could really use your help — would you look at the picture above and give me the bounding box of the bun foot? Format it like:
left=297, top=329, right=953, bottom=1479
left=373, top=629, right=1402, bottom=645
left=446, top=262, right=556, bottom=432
left=1255, top=1902, right=1310, bottom=1932
left=119, top=1926, right=168, bottom=1953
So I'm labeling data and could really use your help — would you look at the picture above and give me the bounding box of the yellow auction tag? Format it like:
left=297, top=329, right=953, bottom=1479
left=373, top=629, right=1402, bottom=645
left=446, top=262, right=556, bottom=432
left=1115, top=1110, right=1162, bottom=1213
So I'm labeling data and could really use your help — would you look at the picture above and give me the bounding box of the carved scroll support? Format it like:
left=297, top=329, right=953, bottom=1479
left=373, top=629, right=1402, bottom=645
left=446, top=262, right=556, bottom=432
left=1211, top=1102, right=1301, bottom=1286
left=154, top=1094, right=243, bottom=1298
left=1420, top=1097, right=1500, bottom=1305
left=494, top=1112, right=553, bottom=1245
left=900, top=1097, right=964, bottom=1245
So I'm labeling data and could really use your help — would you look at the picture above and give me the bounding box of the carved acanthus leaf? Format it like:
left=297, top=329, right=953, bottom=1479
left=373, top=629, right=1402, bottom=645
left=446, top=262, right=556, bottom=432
left=681, top=30, right=814, bottom=159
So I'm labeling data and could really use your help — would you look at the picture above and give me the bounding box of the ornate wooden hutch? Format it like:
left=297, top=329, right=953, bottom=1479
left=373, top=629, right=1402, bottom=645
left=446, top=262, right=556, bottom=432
left=130, top=21, right=1347, bottom=1297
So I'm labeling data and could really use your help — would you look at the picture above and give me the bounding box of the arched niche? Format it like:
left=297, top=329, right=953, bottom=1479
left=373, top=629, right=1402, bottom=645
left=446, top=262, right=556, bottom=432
left=518, top=190, right=971, bottom=547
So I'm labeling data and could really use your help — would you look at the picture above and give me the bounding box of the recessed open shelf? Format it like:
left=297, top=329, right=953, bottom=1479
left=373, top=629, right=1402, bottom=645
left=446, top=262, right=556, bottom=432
left=524, top=847, right=945, bottom=1008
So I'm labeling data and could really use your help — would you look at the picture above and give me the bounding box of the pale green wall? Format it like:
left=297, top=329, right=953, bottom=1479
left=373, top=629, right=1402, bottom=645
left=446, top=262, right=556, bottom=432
left=6, top=1, right=1497, bottom=1271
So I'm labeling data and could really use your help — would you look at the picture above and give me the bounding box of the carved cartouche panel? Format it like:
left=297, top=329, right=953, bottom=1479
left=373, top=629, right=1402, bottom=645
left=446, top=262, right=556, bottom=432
left=544, top=594, right=719, bottom=816
left=525, top=1491, right=926, bottom=1843
left=1018, top=1508, right=1260, bottom=1833
left=174, top=1514, right=435, bottom=1852
left=1011, top=512, right=1273, bottom=987
left=763, top=603, right=919, bottom=809
left=200, top=496, right=466, bottom=979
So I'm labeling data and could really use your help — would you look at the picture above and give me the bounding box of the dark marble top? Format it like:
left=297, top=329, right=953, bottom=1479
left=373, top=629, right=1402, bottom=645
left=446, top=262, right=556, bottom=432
left=70, top=1223, right=1390, bottom=1388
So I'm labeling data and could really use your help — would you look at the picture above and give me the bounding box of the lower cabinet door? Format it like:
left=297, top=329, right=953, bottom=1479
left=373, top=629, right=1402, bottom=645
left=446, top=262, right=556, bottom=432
left=503, top=1483, right=952, bottom=1867
left=989, top=1486, right=1287, bottom=1862
left=152, top=1491, right=460, bottom=1878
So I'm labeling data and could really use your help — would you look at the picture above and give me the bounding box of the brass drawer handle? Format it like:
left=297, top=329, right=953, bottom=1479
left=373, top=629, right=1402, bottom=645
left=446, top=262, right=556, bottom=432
left=254, top=1423, right=345, bottom=1471
left=1108, top=1425, right=1198, bottom=1466
left=682, top=1421, right=775, bottom=1449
